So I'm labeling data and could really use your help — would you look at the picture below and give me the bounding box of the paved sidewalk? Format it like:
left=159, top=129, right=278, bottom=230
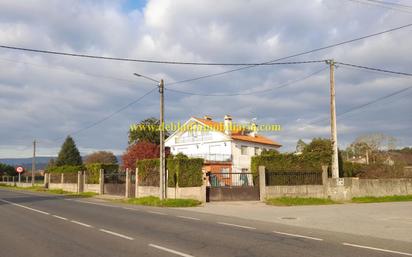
left=183, top=201, right=412, bottom=243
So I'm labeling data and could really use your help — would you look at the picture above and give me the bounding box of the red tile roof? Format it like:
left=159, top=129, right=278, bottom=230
left=192, top=117, right=281, bottom=147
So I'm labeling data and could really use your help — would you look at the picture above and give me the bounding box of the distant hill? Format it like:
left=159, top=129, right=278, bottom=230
left=0, top=156, right=122, bottom=170
left=0, top=157, right=54, bottom=170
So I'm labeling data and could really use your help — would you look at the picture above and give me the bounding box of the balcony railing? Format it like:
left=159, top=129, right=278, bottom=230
left=187, top=153, right=232, bottom=162
left=175, top=135, right=213, bottom=143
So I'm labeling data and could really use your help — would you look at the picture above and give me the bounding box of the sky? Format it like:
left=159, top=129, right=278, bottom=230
left=0, top=0, right=411, bottom=158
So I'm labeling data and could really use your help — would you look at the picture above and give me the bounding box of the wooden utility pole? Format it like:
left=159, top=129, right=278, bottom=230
left=327, top=59, right=339, bottom=179
left=159, top=79, right=165, bottom=199
left=31, top=140, right=36, bottom=185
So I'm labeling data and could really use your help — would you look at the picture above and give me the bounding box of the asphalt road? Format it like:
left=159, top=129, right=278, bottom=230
left=1, top=189, right=411, bottom=257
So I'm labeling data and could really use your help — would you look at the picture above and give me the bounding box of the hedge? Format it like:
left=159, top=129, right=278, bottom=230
left=137, top=159, right=160, bottom=186
left=251, top=154, right=321, bottom=175
left=47, top=165, right=84, bottom=174
left=137, top=155, right=204, bottom=187
left=167, top=156, right=203, bottom=187
left=85, top=164, right=119, bottom=184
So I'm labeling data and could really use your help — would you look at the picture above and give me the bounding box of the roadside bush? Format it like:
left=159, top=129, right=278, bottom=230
left=47, top=165, right=84, bottom=174
left=167, top=154, right=203, bottom=187
left=251, top=154, right=320, bottom=174
left=85, top=164, right=119, bottom=184
left=137, top=159, right=159, bottom=186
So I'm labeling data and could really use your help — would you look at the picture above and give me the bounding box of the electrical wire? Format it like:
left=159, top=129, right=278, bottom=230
left=165, top=67, right=327, bottom=96
left=367, top=0, right=412, bottom=9
left=51, top=88, right=157, bottom=142
left=0, top=44, right=326, bottom=66
left=346, top=0, right=412, bottom=14
left=167, top=23, right=412, bottom=86
left=309, top=85, right=412, bottom=125
left=336, top=62, right=412, bottom=76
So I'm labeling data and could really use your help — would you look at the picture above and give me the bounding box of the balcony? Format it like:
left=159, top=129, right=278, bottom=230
left=187, top=153, right=232, bottom=163
left=175, top=135, right=213, bottom=143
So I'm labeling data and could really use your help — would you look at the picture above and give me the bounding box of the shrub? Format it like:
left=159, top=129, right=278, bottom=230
left=47, top=165, right=84, bottom=174
left=167, top=155, right=203, bottom=187
left=137, top=159, right=160, bottom=186
left=85, top=164, right=119, bottom=184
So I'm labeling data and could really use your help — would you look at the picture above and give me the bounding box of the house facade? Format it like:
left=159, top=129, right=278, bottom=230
left=165, top=115, right=281, bottom=175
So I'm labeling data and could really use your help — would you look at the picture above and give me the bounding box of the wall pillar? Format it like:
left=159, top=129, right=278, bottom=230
left=77, top=171, right=83, bottom=193
left=61, top=173, right=64, bottom=184
left=99, top=169, right=104, bottom=195
left=321, top=165, right=328, bottom=185
left=258, top=166, right=266, bottom=201
left=44, top=173, right=49, bottom=188
left=125, top=168, right=131, bottom=198
left=200, top=170, right=207, bottom=203
left=135, top=168, right=139, bottom=198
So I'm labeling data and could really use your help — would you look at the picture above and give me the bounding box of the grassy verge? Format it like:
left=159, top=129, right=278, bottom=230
left=266, top=197, right=339, bottom=206
left=122, top=196, right=202, bottom=207
left=351, top=195, right=412, bottom=203
left=0, top=184, right=97, bottom=198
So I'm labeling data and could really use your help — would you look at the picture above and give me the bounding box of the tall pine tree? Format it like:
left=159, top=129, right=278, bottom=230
left=55, top=136, right=83, bottom=166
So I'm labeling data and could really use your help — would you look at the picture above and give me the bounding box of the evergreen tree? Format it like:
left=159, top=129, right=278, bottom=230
left=55, top=136, right=82, bottom=166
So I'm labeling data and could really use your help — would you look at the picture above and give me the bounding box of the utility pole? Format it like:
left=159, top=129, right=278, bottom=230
left=31, top=140, right=36, bottom=186
left=327, top=59, right=339, bottom=179
left=159, top=79, right=166, bottom=199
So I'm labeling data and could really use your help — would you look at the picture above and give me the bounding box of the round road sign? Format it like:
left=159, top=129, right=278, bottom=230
left=16, top=166, right=24, bottom=173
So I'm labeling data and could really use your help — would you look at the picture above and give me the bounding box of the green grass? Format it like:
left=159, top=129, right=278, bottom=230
left=266, top=197, right=338, bottom=206
left=351, top=195, right=412, bottom=203
left=123, top=196, right=202, bottom=207
left=0, top=183, right=96, bottom=198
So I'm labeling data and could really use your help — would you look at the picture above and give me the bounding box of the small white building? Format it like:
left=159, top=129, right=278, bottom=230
left=165, top=115, right=281, bottom=176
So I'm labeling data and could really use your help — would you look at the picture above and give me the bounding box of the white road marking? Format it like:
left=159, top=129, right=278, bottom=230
left=177, top=216, right=200, bottom=221
left=149, top=243, right=194, bottom=257
left=147, top=211, right=167, bottom=215
left=217, top=222, right=256, bottom=230
left=342, top=243, right=412, bottom=256
left=52, top=215, right=68, bottom=221
left=71, top=200, right=117, bottom=208
left=70, top=220, right=93, bottom=228
left=123, top=207, right=137, bottom=211
left=99, top=229, right=134, bottom=240
left=0, top=199, right=50, bottom=215
left=272, top=231, right=323, bottom=241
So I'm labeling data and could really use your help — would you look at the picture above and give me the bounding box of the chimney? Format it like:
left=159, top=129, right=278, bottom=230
left=224, top=115, right=232, bottom=135
left=250, top=121, right=257, bottom=137
left=203, top=115, right=212, bottom=121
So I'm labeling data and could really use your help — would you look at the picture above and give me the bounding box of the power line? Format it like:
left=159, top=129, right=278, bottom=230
left=165, top=67, right=327, bottom=96
left=310, top=85, right=412, bottom=125
left=346, top=0, right=412, bottom=14
left=51, top=88, right=157, bottom=142
left=336, top=62, right=412, bottom=76
left=367, top=0, right=412, bottom=9
left=168, top=23, right=412, bottom=86
left=0, top=44, right=326, bottom=66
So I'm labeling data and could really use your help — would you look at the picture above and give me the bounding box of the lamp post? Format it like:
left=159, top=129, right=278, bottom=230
left=133, top=73, right=166, bottom=199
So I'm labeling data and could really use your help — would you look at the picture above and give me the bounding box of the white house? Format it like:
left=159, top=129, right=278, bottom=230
left=165, top=115, right=281, bottom=176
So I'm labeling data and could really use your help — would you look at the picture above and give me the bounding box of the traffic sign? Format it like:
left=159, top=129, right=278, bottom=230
left=16, top=166, right=24, bottom=173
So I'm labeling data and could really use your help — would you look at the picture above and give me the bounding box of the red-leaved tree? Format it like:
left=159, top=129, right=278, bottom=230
left=122, top=141, right=160, bottom=170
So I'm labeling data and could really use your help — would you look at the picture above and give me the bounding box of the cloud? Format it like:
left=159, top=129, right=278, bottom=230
left=0, top=0, right=411, bottom=157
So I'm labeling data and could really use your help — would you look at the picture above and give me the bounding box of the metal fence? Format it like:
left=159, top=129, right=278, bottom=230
left=104, top=172, right=126, bottom=184
left=266, top=171, right=323, bottom=186
left=209, top=172, right=255, bottom=187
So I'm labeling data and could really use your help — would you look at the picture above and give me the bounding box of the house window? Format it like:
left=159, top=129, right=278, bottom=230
left=254, top=147, right=261, bottom=155
left=221, top=167, right=230, bottom=178
left=241, top=145, right=248, bottom=155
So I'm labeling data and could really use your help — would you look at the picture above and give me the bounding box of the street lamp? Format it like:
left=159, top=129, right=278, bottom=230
left=133, top=73, right=166, bottom=200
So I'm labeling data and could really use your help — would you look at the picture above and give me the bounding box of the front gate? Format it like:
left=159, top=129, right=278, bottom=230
left=206, top=172, right=259, bottom=201
left=103, top=172, right=126, bottom=196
